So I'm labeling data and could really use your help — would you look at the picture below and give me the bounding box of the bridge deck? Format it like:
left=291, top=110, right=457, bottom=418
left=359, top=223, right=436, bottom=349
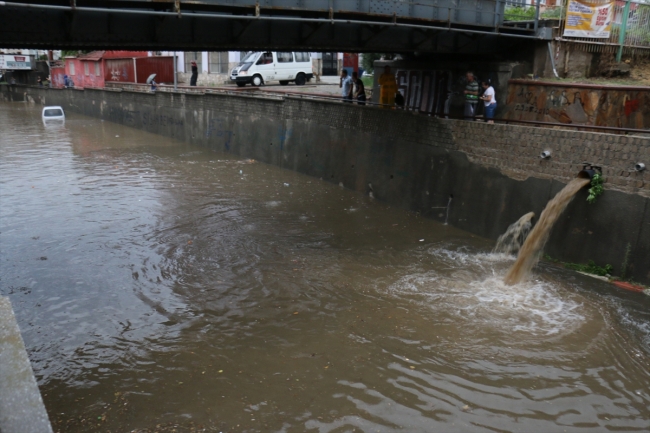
left=0, top=0, right=550, bottom=52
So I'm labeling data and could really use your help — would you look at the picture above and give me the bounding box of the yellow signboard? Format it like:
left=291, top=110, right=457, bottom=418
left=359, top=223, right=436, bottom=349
left=563, top=0, right=614, bottom=38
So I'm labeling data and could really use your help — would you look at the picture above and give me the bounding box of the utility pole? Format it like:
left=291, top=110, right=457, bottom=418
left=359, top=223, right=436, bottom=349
left=173, top=51, right=178, bottom=90
left=616, top=0, right=631, bottom=63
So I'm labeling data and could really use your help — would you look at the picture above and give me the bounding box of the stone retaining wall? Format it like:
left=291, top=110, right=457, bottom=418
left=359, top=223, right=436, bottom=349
left=504, top=79, right=650, bottom=130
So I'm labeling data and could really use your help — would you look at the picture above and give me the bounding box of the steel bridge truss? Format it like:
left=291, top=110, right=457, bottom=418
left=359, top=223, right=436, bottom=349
left=0, top=0, right=551, bottom=53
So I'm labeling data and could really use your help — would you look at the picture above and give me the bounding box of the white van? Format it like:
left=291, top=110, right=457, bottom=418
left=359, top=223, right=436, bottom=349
left=230, top=52, right=313, bottom=87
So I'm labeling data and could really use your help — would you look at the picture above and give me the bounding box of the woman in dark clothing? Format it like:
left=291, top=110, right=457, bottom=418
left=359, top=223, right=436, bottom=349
left=190, top=60, right=198, bottom=86
left=352, top=71, right=366, bottom=106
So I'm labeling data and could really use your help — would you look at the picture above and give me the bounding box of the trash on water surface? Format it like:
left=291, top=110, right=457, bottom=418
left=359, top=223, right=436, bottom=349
left=283, top=183, right=290, bottom=187
left=419, top=239, right=425, bottom=242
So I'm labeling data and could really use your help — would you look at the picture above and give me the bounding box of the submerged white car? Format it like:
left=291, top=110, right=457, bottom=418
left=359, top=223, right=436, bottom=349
left=42, top=106, right=65, bottom=120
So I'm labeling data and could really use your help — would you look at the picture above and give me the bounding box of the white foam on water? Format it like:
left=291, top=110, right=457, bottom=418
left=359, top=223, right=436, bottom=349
left=385, top=246, right=585, bottom=337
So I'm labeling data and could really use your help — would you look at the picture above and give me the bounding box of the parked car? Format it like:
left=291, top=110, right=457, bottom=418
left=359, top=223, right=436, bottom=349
left=230, top=51, right=313, bottom=87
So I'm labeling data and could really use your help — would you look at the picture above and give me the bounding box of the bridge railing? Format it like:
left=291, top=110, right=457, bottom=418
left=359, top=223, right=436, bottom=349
left=164, top=0, right=538, bottom=32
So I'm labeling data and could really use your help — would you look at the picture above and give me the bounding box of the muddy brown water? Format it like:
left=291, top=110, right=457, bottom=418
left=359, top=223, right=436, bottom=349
left=1, top=101, right=649, bottom=433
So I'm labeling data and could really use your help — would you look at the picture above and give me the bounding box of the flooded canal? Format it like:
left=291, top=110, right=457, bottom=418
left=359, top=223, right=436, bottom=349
left=1, top=101, right=649, bottom=432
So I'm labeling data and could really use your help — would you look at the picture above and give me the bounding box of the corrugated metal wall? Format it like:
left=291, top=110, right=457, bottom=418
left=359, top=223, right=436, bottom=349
left=135, top=57, right=174, bottom=84
left=105, top=58, right=136, bottom=83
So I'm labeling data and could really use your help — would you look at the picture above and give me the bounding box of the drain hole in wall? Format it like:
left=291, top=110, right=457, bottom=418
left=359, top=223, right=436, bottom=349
left=306, top=154, right=309, bottom=158
left=331, top=175, right=334, bottom=178
left=390, top=175, right=394, bottom=179
left=351, top=165, right=355, bottom=169
left=270, top=143, right=273, bottom=146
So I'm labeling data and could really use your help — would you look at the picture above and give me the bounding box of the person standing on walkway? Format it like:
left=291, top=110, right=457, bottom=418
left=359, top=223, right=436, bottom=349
left=463, top=71, right=479, bottom=119
left=379, top=65, right=396, bottom=108
left=340, top=69, right=353, bottom=103
left=480, top=80, right=496, bottom=124
left=190, top=60, right=198, bottom=86
left=352, top=71, right=366, bottom=105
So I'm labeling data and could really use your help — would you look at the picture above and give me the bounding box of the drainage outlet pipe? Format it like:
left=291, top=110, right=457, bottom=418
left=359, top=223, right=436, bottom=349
left=635, top=163, right=645, bottom=172
left=577, top=169, right=597, bottom=179
left=578, top=163, right=602, bottom=180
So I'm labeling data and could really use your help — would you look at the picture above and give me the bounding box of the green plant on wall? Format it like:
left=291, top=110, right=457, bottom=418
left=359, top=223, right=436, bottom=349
left=563, top=260, right=614, bottom=276
left=587, top=173, right=604, bottom=204
left=544, top=255, right=614, bottom=277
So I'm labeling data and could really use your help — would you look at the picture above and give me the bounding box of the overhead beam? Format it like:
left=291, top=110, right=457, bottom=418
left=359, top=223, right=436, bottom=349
left=0, top=2, right=545, bottom=53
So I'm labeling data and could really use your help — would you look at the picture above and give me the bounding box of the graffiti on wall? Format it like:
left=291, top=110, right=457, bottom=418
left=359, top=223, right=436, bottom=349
left=504, top=81, right=650, bottom=129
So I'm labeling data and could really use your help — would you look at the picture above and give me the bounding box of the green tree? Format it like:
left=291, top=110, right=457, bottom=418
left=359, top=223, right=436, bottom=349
left=61, top=50, right=92, bottom=57
left=361, top=53, right=394, bottom=74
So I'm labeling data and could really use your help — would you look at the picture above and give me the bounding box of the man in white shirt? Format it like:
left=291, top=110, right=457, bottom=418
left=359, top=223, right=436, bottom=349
left=339, top=69, right=353, bottom=103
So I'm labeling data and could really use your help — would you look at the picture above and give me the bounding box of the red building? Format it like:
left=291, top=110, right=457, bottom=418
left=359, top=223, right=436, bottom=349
left=53, top=51, right=174, bottom=88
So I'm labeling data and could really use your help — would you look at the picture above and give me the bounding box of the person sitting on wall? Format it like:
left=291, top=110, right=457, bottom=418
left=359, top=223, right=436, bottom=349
left=378, top=65, right=396, bottom=108
left=480, top=80, right=496, bottom=124
left=150, top=79, right=158, bottom=92
left=37, top=76, right=43, bottom=86
left=190, top=61, right=198, bottom=86
left=463, top=71, right=479, bottom=120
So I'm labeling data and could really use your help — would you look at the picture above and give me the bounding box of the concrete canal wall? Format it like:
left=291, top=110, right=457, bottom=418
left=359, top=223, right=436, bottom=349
left=10, top=85, right=650, bottom=283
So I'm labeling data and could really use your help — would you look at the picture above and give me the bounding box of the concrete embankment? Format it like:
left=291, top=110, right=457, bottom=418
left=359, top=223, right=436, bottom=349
left=8, top=85, right=650, bottom=283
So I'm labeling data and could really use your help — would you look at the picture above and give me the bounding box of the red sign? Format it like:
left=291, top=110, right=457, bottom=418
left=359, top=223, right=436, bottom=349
left=14, top=56, right=25, bottom=62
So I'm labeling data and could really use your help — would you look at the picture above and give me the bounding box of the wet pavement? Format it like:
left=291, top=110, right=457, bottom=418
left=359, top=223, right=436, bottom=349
left=1, top=101, right=649, bottom=432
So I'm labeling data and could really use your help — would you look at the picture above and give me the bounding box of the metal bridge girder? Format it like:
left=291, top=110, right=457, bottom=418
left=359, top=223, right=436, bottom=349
left=0, top=2, right=544, bottom=53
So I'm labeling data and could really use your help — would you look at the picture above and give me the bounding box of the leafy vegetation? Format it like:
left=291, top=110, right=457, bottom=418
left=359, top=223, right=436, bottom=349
left=361, top=53, right=396, bottom=74
left=563, top=260, right=614, bottom=276
left=504, top=6, right=563, bottom=21
left=61, top=50, right=91, bottom=57
left=587, top=173, right=604, bottom=204
left=544, top=255, right=613, bottom=277
left=504, top=6, right=535, bottom=21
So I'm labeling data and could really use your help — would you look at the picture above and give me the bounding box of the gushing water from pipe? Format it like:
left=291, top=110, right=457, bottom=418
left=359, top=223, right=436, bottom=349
left=504, top=177, right=591, bottom=285
left=494, top=212, right=535, bottom=255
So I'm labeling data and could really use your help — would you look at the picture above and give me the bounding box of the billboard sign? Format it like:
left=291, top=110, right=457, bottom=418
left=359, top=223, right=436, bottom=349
left=0, top=54, right=34, bottom=70
left=563, top=0, right=614, bottom=38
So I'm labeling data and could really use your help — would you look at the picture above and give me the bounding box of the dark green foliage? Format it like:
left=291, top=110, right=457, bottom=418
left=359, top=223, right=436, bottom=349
left=544, top=255, right=613, bottom=277
left=563, top=260, right=614, bottom=276
left=587, top=173, right=604, bottom=204
left=361, top=53, right=383, bottom=74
